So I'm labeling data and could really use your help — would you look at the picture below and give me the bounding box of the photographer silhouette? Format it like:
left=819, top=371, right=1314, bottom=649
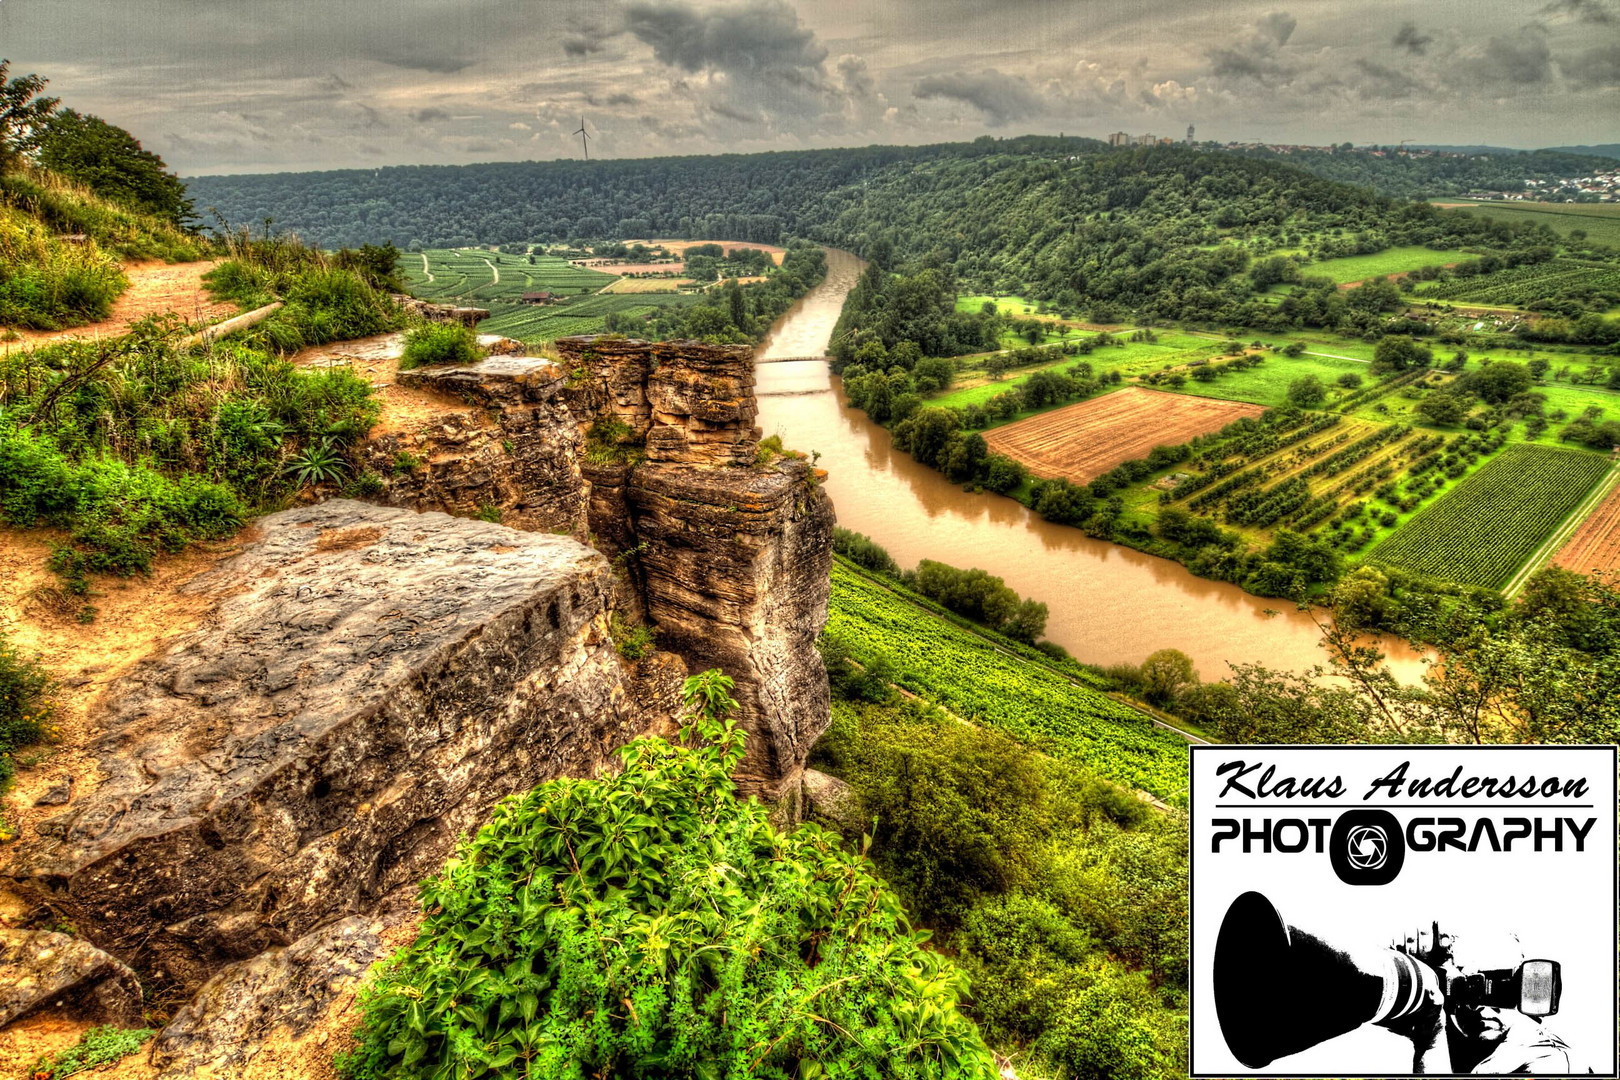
left=1383, top=927, right=1585, bottom=1074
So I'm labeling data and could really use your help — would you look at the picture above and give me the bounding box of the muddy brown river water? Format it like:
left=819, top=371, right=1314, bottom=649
left=755, top=248, right=1428, bottom=681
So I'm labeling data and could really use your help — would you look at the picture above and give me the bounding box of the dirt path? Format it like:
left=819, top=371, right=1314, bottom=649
left=420, top=252, right=433, bottom=282
left=483, top=257, right=499, bottom=286
left=3, top=260, right=236, bottom=350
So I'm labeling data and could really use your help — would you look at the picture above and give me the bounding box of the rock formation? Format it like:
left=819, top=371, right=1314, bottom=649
left=10, top=501, right=675, bottom=996
left=2, top=333, right=835, bottom=1067
left=367, top=355, right=591, bottom=539
left=555, top=336, right=836, bottom=801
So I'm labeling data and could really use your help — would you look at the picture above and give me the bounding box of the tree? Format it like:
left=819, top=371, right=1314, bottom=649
left=1336, top=372, right=1363, bottom=389
left=0, top=62, right=58, bottom=171
left=984, top=453, right=1026, bottom=494
left=1372, top=335, right=1432, bottom=373
left=1416, top=391, right=1468, bottom=426
left=36, top=109, right=191, bottom=222
left=1138, top=648, right=1197, bottom=707
left=1286, top=374, right=1327, bottom=409
left=1471, top=360, right=1533, bottom=405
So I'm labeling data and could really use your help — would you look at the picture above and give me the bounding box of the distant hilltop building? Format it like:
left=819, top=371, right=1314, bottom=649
left=1186, top=125, right=1195, bottom=144
left=1108, top=131, right=1174, bottom=148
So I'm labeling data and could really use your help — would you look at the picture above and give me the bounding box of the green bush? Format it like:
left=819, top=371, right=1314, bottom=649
left=0, top=425, right=245, bottom=577
left=0, top=631, right=54, bottom=805
left=398, top=322, right=482, bottom=371
left=32, top=1025, right=156, bottom=1079
left=337, top=671, right=996, bottom=1080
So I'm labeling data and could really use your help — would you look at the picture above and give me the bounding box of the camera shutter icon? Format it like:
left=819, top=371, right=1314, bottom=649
left=1346, top=825, right=1389, bottom=870
left=1329, top=810, right=1405, bottom=885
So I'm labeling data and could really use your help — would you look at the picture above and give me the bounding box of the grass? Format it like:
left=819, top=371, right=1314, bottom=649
left=32, top=1026, right=156, bottom=1079
left=1434, top=200, right=1620, bottom=248
left=1304, top=245, right=1463, bottom=284
left=827, top=559, right=1190, bottom=800
left=1369, top=443, right=1612, bottom=588
left=398, top=323, right=482, bottom=370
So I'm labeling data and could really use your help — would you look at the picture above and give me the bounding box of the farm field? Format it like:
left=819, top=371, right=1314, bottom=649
left=1434, top=200, right=1620, bottom=248
left=1369, top=444, right=1612, bottom=587
left=984, top=387, right=1265, bottom=484
left=1553, top=476, right=1620, bottom=575
left=399, top=248, right=613, bottom=302
left=1411, top=258, right=1620, bottom=309
left=604, top=277, right=692, bottom=293
left=633, top=238, right=788, bottom=265
left=826, top=559, right=1189, bottom=799
left=1306, top=246, right=1461, bottom=284
left=478, top=292, right=704, bottom=342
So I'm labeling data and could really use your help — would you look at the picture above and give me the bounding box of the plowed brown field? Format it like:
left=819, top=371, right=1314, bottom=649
left=1553, top=477, right=1620, bottom=573
left=983, top=387, right=1266, bottom=484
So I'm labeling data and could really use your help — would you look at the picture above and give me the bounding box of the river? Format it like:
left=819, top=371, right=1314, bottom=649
left=755, top=247, right=1427, bottom=681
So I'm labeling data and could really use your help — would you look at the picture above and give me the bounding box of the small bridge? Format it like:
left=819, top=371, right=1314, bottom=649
left=755, top=354, right=829, bottom=365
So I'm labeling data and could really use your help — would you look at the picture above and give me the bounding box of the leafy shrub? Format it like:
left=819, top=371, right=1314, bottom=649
left=0, top=426, right=245, bottom=577
left=608, top=612, right=657, bottom=660
left=0, top=632, right=53, bottom=804
left=397, top=322, right=482, bottom=371
left=832, top=526, right=900, bottom=576
left=337, top=671, right=996, bottom=1080
left=31, top=1025, right=155, bottom=1079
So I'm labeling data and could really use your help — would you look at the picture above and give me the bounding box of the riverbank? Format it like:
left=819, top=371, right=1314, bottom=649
left=756, top=247, right=1429, bottom=681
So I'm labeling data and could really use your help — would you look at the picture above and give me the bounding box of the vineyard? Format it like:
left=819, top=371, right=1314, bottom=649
left=1369, top=444, right=1612, bottom=587
left=398, top=248, right=615, bottom=302
left=825, top=559, right=1190, bottom=799
left=1153, top=409, right=1460, bottom=547
left=477, top=292, right=705, bottom=342
left=1411, top=259, right=1620, bottom=309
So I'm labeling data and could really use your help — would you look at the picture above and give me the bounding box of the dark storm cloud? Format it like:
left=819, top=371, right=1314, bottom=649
left=912, top=70, right=1045, bottom=125
left=623, top=0, right=827, bottom=75
left=1351, top=59, right=1424, bottom=98
left=1392, top=23, right=1434, bottom=55
left=1256, top=12, right=1297, bottom=47
left=1539, top=0, right=1615, bottom=24
left=1562, top=42, right=1620, bottom=86
left=1207, top=12, right=1298, bottom=85
left=1480, top=35, right=1554, bottom=83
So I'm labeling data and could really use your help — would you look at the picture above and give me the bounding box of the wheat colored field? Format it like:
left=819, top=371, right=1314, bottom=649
left=984, top=387, right=1266, bottom=484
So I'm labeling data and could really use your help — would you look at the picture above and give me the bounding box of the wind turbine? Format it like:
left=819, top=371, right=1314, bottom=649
left=575, top=116, right=590, bottom=161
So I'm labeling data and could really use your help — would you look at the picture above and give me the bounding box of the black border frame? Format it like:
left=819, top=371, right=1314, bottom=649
left=1187, top=743, right=1619, bottom=1079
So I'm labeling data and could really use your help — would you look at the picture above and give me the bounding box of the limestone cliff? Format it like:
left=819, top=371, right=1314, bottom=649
left=555, top=336, right=836, bottom=802
left=399, top=336, right=836, bottom=802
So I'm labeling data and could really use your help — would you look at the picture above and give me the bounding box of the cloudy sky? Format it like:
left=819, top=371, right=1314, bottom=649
left=2, top=0, right=1617, bottom=175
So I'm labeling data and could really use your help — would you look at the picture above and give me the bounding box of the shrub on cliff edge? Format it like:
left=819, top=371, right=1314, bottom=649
left=336, top=669, right=997, bottom=1080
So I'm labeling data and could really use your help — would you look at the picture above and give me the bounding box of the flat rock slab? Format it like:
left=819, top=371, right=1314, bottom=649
left=0, top=929, right=142, bottom=1028
left=11, top=501, right=650, bottom=995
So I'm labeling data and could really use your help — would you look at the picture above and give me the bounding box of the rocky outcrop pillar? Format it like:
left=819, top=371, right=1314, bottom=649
left=556, top=336, right=836, bottom=802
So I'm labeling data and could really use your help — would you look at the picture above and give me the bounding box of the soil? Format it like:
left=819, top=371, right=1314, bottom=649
left=983, top=387, right=1266, bottom=484
left=1554, top=475, right=1620, bottom=573
left=0, top=529, right=247, bottom=846
left=2, top=260, right=236, bottom=350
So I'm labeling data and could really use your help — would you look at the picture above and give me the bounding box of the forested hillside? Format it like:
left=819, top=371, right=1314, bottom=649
left=183, top=136, right=1611, bottom=253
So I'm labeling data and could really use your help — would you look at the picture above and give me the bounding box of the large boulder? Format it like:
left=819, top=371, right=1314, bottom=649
left=10, top=501, right=665, bottom=996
